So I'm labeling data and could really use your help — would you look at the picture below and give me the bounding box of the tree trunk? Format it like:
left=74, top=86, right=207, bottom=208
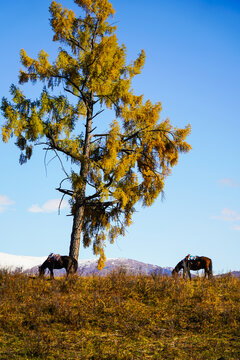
left=69, top=198, right=85, bottom=260
left=69, top=99, right=93, bottom=260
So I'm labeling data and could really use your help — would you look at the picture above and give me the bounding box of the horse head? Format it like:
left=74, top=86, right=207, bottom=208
left=172, top=259, right=185, bottom=277
left=172, top=268, right=178, bottom=277
left=38, top=258, right=50, bottom=277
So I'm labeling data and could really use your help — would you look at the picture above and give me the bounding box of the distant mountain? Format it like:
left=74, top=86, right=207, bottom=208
left=231, top=271, right=240, bottom=277
left=1, top=252, right=239, bottom=277
left=217, top=271, right=240, bottom=278
left=79, top=258, right=173, bottom=276
left=27, top=258, right=173, bottom=277
left=0, top=252, right=172, bottom=276
left=0, top=252, right=46, bottom=271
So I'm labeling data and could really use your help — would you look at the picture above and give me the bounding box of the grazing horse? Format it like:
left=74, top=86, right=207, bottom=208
left=172, top=256, right=212, bottom=280
left=39, top=254, right=78, bottom=279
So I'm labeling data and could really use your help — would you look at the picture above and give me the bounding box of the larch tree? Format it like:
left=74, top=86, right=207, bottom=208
left=1, top=0, right=191, bottom=268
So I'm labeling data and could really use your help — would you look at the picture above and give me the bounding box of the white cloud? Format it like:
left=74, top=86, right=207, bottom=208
left=218, top=178, right=240, bottom=187
left=233, top=225, right=240, bottom=231
left=28, top=199, right=68, bottom=213
left=212, top=208, right=240, bottom=222
left=28, top=204, right=43, bottom=213
left=212, top=208, right=240, bottom=231
left=0, top=194, right=14, bottom=213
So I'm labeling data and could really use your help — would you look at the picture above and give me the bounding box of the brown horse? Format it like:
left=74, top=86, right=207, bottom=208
left=39, top=255, right=78, bottom=279
left=172, top=256, right=212, bottom=280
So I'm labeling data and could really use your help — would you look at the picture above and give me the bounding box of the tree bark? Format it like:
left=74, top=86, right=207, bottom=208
left=69, top=199, right=85, bottom=260
left=69, top=98, right=93, bottom=260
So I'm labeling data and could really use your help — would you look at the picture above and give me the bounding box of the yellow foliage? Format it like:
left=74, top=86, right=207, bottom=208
left=1, top=0, right=191, bottom=267
left=50, top=1, right=76, bottom=42
left=74, top=0, right=115, bottom=22
left=2, top=126, right=11, bottom=143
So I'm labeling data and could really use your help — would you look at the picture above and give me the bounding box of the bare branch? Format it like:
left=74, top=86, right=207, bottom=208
left=44, top=148, right=50, bottom=176
left=89, top=126, right=97, bottom=134
left=56, top=187, right=74, bottom=196
left=52, top=148, right=69, bottom=178
left=58, top=193, right=67, bottom=215
left=92, top=133, right=109, bottom=138
left=64, top=87, right=79, bottom=98
left=59, top=177, right=71, bottom=188
left=90, top=109, right=104, bottom=121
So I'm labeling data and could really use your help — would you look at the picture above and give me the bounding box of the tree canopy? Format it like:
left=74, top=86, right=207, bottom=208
left=1, top=0, right=191, bottom=268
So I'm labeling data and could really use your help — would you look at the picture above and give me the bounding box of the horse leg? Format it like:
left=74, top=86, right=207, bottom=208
left=183, top=261, right=188, bottom=279
left=206, top=268, right=211, bottom=279
left=65, top=265, right=70, bottom=280
left=204, top=269, right=207, bottom=279
left=50, top=267, right=54, bottom=279
left=184, top=261, right=191, bottom=280
left=65, top=262, right=75, bottom=279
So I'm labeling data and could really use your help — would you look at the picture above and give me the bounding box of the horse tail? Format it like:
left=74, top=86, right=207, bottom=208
left=209, top=259, right=213, bottom=277
left=72, top=258, right=78, bottom=273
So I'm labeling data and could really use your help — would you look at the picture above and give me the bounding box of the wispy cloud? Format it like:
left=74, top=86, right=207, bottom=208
left=212, top=208, right=240, bottom=222
left=0, top=194, right=14, bottom=213
left=215, top=180, right=240, bottom=230
left=28, top=199, right=68, bottom=213
left=218, top=178, right=240, bottom=187
left=212, top=208, right=240, bottom=231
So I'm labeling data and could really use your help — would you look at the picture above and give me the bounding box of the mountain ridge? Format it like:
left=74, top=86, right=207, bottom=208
left=0, top=252, right=239, bottom=277
left=0, top=252, right=172, bottom=276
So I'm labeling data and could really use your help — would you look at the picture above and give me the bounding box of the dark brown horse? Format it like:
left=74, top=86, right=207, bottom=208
left=39, top=255, right=78, bottom=279
left=172, top=256, right=212, bottom=280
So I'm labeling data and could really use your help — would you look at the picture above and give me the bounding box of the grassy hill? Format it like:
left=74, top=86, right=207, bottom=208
left=0, top=270, right=239, bottom=359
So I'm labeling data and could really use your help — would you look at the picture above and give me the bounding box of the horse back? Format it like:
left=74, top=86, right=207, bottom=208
left=190, top=256, right=212, bottom=271
left=200, top=256, right=212, bottom=266
left=61, top=256, right=78, bottom=272
left=200, top=256, right=211, bottom=261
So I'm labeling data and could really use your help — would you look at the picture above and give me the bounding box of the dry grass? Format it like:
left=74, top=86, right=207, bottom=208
left=0, top=269, right=239, bottom=359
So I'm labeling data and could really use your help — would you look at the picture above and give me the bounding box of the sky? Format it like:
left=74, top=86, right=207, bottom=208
left=0, top=0, right=240, bottom=273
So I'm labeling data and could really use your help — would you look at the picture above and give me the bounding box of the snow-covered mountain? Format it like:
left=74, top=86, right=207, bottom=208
left=1, top=252, right=239, bottom=277
left=76, top=258, right=172, bottom=276
left=0, top=252, right=46, bottom=271
left=0, top=252, right=172, bottom=276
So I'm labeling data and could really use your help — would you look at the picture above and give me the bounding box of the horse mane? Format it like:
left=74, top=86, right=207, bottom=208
left=174, top=259, right=184, bottom=272
left=39, top=259, right=49, bottom=275
left=39, top=259, right=49, bottom=269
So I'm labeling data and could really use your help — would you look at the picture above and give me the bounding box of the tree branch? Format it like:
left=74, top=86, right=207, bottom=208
left=92, top=133, right=109, bottom=138
left=58, top=193, right=67, bottom=215
left=64, top=87, right=78, bottom=98
left=56, top=187, right=74, bottom=196
left=90, top=109, right=104, bottom=121
left=46, top=133, right=81, bottom=162
left=68, top=36, right=86, bottom=52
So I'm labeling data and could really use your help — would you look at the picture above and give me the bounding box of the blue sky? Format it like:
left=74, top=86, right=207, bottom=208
left=0, top=0, right=240, bottom=273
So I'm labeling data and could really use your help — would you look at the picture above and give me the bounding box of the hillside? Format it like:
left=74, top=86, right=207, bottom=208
left=0, top=270, right=239, bottom=359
